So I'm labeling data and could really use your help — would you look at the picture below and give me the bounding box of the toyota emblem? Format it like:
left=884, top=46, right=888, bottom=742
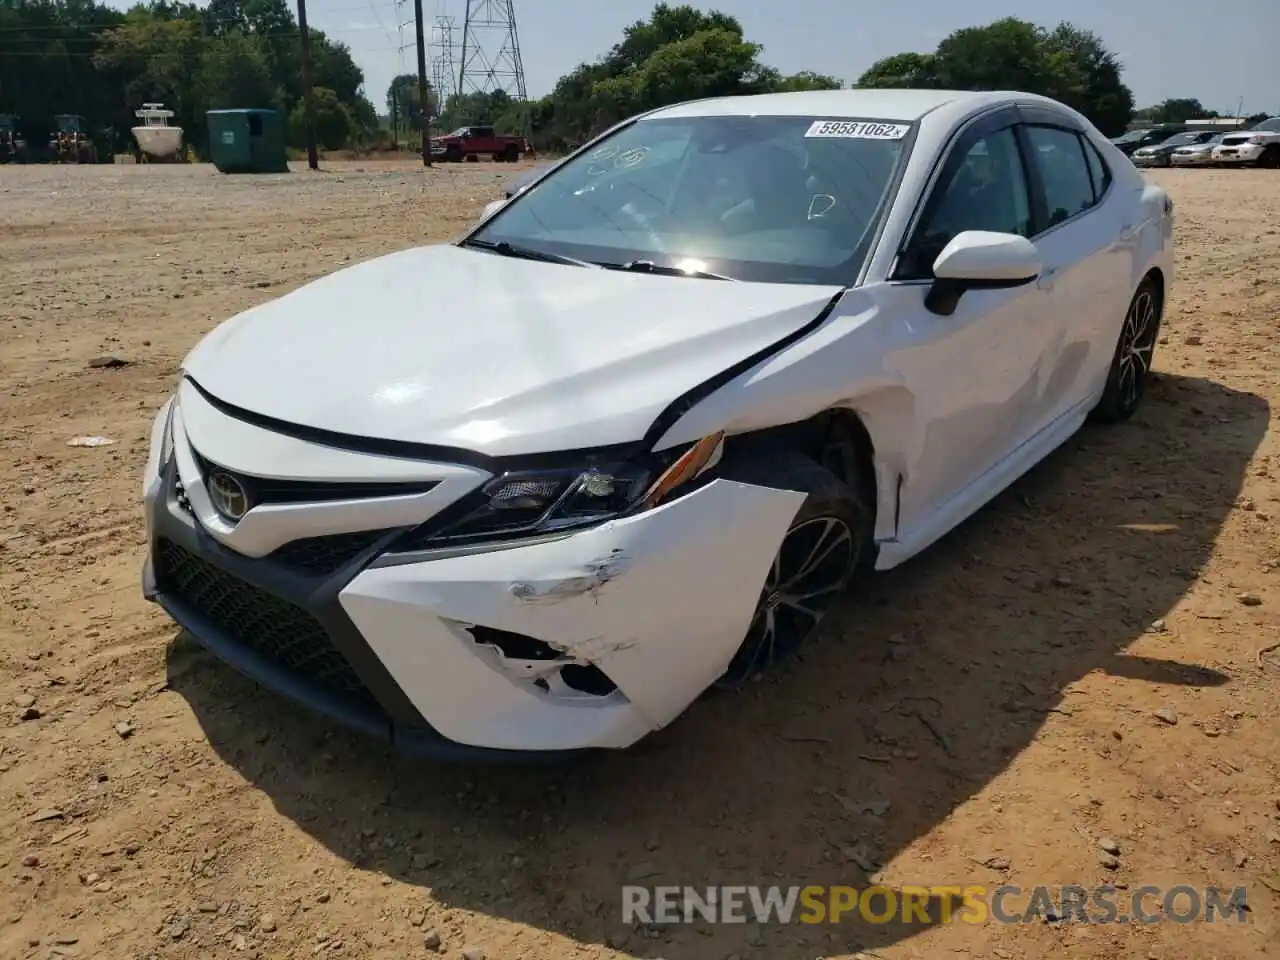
left=208, top=470, right=249, bottom=521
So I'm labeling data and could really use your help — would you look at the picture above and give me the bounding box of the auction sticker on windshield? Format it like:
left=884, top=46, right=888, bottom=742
left=805, top=120, right=910, bottom=139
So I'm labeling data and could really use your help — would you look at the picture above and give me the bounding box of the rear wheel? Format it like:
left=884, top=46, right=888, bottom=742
left=714, top=450, right=873, bottom=688
left=1090, top=276, right=1162, bottom=424
left=501, top=142, right=520, bottom=162
left=1259, top=145, right=1280, bottom=169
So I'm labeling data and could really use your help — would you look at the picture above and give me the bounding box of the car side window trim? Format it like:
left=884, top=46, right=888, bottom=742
left=1077, top=132, right=1100, bottom=204
left=890, top=105, right=1026, bottom=282
left=1082, top=136, right=1113, bottom=204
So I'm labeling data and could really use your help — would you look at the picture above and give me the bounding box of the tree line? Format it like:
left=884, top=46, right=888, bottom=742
left=0, top=0, right=377, bottom=154
left=3, top=0, right=1272, bottom=158
left=401, top=8, right=1274, bottom=151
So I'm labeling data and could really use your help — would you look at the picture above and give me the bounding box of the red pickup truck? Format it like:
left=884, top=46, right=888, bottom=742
left=430, top=125, right=528, bottom=162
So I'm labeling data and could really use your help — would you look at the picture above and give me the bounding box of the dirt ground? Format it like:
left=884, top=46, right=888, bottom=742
left=1, top=159, right=1277, bottom=960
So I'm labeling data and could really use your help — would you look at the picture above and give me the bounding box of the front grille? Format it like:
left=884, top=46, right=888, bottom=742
left=190, top=449, right=438, bottom=506
left=267, top=530, right=388, bottom=576
left=155, top=539, right=381, bottom=711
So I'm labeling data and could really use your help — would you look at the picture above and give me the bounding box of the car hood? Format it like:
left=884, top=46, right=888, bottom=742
left=183, top=244, right=843, bottom=458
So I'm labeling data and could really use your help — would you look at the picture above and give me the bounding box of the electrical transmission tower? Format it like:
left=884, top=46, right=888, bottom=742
left=457, top=0, right=528, bottom=121
left=428, top=15, right=458, bottom=104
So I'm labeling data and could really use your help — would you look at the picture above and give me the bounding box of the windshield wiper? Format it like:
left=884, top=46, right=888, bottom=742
left=604, top=258, right=736, bottom=281
left=463, top=238, right=599, bottom=268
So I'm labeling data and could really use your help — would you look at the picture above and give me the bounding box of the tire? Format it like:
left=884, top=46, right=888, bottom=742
left=444, top=146, right=462, bottom=163
left=713, top=449, right=874, bottom=688
left=1089, top=276, right=1162, bottom=424
left=1259, top=145, right=1280, bottom=169
left=502, top=143, right=520, bottom=163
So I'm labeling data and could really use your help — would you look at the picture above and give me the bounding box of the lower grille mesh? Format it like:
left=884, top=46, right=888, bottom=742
left=267, top=530, right=387, bottom=576
left=155, top=539, right=381, bottom=711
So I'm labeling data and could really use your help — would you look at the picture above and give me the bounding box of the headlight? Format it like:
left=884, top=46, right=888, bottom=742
left=159, top=400, right=176, bottom=470
left=393, top=432, right=724, bottom=549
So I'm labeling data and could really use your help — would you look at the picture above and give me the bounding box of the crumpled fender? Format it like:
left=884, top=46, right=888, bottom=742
left=340, top=477, right=806, bottom=751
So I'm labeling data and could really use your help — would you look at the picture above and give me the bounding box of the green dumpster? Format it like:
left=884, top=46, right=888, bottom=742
left=206, top=109, right=288, bottom=173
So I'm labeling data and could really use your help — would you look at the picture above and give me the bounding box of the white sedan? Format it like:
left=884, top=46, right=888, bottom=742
left=142, top=89, right=1173, bottom=758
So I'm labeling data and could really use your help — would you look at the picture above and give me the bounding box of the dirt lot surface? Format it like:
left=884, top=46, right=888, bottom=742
left=1, top=160, right=1278, bottom=960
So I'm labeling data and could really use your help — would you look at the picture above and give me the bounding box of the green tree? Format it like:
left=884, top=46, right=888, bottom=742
left=772, top=70, right=843, bottom=92
left=385, top=72, right=437, bottom=128
left=289, top=85, right=351, bottom=149
left=521, top=3, right=838, bottom=150
left=196, top=31, right=280, bottom=111
left=856, top=53, right=939, bottom=89
left=1136, top=98, right=1215, bottom=124
left=856, top=18, right=1135, bottom=136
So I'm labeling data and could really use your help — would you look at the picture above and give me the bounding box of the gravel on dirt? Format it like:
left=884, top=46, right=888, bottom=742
left=1, top=161, right=1278, bottom=959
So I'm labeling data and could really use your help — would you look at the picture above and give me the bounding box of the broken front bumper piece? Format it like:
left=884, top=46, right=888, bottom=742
left=339, top=478, right=805, bottom=752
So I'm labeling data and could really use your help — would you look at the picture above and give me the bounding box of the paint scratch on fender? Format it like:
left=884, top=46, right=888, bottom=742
left=509, top=549, right=628, bottom=604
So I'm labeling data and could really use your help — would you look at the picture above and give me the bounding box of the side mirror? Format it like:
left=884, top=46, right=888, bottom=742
left=925, top=230, right=1041, bottom=316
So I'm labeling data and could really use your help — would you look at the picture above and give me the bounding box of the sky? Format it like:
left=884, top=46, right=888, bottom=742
left=106, top=0, right=1279, bottom=118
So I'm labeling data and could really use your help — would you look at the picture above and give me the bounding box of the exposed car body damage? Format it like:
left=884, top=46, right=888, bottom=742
left=142, top=88, right=1174, bottom=757
left=338, top=479, right=806, bottom=749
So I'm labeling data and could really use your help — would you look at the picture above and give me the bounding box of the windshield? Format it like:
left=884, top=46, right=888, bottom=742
left=468, top=114, right=912, bottom=284
left=1252, top=117, right=1280, bottom=132
left=1112, top=131, right=1148, bottom=143
left=1162, top=132, right=1205, bottom=146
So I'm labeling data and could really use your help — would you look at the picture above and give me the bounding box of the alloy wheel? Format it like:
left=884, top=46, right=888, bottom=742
left=719, top=515, right=857, bottom=685
left=1116, top=287, right=1158, bottom=411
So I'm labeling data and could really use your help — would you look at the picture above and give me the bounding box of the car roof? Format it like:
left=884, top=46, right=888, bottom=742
left=646, top=88, right=1053, bottom=123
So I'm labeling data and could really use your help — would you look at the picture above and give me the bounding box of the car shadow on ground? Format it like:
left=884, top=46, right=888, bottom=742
left=166, top=371, right=1268, bottom=958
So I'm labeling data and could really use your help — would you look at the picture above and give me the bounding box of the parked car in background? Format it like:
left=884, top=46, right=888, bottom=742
left=143, top=89, right=1173, bottom=758
left=1110, top=125, right=1184, bottom=156
left=1211, top=116, right=1280, bottom=167
left=1131, top=129, right=1219, bottom=168
left=1170, top=133, right=1224, bottom=167
left=430, top=125, right=528, bottom=162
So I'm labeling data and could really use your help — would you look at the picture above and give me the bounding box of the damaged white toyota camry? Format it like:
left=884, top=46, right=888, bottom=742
left=142, top=89, right=1173, bottom=758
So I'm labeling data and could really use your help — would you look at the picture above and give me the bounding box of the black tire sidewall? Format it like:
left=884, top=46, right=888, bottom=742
left=712, top=450, right=873, bottom=686
left=1091, top=277, right=1162, bottom=423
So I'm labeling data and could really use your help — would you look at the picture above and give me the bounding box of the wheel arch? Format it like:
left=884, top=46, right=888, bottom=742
left=701, top=387, right=918, bottom=547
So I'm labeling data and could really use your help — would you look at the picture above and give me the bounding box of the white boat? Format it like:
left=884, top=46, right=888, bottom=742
left=131, top=103, right=183, bottom=159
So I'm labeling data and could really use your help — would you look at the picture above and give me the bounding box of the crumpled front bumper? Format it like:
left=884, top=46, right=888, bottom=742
left=141, top=402, right=807, bottom=757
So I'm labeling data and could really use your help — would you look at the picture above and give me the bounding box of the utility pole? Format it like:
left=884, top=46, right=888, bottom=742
left=390, top=88, right=399, bottom=148
left=412, top=0, right=432, bottom=166
left=296, top=0, right=319, bottom=170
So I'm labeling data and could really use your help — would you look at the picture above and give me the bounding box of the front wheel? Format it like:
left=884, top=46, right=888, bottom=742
left=1090, top=277, right=1162, bottom=424
left=714, top=451, right=873, bottom=688
left=1259, top=145, right=1280, bottom=169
